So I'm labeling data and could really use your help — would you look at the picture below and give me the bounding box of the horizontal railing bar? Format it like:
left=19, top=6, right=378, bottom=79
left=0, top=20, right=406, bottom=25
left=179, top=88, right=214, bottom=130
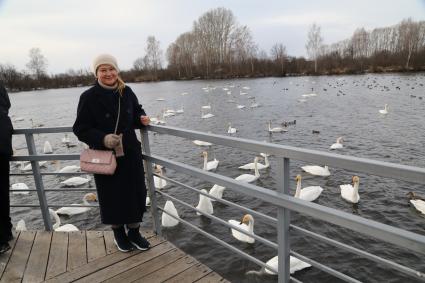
left=11, top=155, right=80, bottom=161
left=11, top=189, right=96, bottom=192
left=148, top=125, right=425, bottom=184
left=290, top=225, right=425, bottom=280
left=156, top=205, right=278, bottom=273
left=13, top=127, right=73, bottom=134
left=290, top=251, right=362, bottom=283
left=153, top=173, right=278, bottom=225
left=10, top=172, right=85, bottom=176
left=145, top=154, right=425, bottom=254
left=11, top=204, right=99, bottom=208
left=158, top=190, right=278, bottom=250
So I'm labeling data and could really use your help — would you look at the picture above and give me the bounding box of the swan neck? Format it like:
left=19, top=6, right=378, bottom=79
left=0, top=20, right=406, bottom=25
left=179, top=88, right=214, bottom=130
left=353, top=182, right=359, bottom=197
left=295, top=180, right=301, bottom=198
left=254, top=159, right=259, bottom=177
left=203, top=154, right=208, bottom=170
left=52, top=212, right=60, bottom=229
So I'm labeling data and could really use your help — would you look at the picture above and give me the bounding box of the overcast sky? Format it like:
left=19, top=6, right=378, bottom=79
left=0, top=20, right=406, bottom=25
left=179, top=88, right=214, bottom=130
left=0, top=0, right=424, bottom=74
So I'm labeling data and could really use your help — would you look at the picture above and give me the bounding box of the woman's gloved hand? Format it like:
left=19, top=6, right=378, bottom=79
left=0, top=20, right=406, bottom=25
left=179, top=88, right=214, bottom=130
left=103, top=134, right=120, bottom=149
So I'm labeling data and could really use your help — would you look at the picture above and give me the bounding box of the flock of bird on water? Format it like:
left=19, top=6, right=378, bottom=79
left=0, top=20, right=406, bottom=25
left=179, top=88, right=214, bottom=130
left=9, top=77, right=425, bottom=276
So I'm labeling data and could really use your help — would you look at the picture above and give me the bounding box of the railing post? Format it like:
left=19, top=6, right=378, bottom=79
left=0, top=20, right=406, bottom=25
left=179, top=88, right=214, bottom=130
left=25, top=133, right=53, bottom=231
left=277, top=157, right=290, bottom=283
left=140, top=128, right=162, bottom=236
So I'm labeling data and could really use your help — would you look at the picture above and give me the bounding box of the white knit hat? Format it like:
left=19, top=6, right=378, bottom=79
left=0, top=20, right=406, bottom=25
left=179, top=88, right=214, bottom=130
left=92, top=54, right=120, bottom=76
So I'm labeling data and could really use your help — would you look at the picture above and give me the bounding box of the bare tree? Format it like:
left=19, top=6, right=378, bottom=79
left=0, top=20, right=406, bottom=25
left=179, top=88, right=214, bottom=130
left=144, top=36, right=162, bottom=78
left=398, top=18, right=421, bottom=68
left=306, top=23, right=323, bottom=72
left=26, top=48, right=48, bottom=79
left=270, top=43, right=287, bottom=75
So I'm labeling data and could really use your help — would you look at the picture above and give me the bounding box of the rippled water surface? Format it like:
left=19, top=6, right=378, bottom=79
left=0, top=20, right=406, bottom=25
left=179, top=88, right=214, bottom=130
left=9, top=73, right=425, bottom=282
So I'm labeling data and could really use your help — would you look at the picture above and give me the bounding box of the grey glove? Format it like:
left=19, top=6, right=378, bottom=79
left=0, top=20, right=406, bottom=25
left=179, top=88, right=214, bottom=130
left=103, top=134, right=120, bottom=149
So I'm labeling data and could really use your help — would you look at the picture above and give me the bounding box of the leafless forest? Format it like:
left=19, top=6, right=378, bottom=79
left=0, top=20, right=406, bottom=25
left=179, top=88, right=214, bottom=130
left=1, top=8, right=424, bottom=91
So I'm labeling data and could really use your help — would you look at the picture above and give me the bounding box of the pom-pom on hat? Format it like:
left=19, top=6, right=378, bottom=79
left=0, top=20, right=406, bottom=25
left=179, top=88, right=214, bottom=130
left=92, top=54, right=119, bottom=76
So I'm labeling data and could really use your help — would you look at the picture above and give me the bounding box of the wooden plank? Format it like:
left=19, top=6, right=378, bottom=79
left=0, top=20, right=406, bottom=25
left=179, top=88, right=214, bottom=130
left=0, top=232, right=19, bottom=279
left=76, top=242, right=178, bottom=283
left=67, top=231, right=87, bottom=271
left=86, top=231, right=106, bottom=262
left=1, top=231, right=36, bottom=283
left=164, top=262, right=213, bottom=283
left=195, top=271, right=230, bottom=283
left=133, top=255, right=196, bottom=283
left=45, top=235, right=166, bottom=283
left=45, top=232, right=69, bottom=280
left=22, top=231, right=52, bottom=283
left=103, top=231, right=117, bottom=255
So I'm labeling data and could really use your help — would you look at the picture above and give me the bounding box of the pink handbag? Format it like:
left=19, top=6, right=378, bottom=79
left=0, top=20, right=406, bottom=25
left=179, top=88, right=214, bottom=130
left=80, top=149, right=117, bottom=175
left=79, top=92, right=121, bottom=175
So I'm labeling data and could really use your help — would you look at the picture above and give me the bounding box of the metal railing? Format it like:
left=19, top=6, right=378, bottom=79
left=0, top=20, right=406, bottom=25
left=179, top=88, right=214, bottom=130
left=9, top=125, right=425, bottom=283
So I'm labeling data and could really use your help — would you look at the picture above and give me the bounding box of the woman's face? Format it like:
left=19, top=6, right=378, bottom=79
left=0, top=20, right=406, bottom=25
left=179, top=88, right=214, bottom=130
left=96, top=64, right=118, bottom=86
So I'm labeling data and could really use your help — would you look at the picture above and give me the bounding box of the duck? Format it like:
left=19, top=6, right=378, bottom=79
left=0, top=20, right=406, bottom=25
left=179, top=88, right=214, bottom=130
left=49, top=209, right=79, bottom=232
left=379, top=104, right=389, bottom=114
left=264, top=255, right=312, bottom=275
left=43, top=141, right=53, bottom=154
left=55, top=193, right=98, bottom=216
left=161, top=200, right=180, bottom=227
left=16, top=219, right=27, bottom=231
left=294, top=175, right=323, bottom=202
left=301, top=165, right=330, bottom=176
left=268, top=121, right=287, bottom=133
left=196, top=189, right=213, bottom=215
left=239, top=153, right=270, bottom=170
left=154, top=165, right=167, bottom=189
left=11, top=183, right=30, bottom=195
left=407, top=192, right=425, bottom=215
left=227, top=123, right=237, bottom=134
left=330, top=137, right=343, bottom=150
left=235, top=157, right=260, bottom=183
left=193, top=140, right=213, bottom=146
left=340, top=176, right=360, bottom=204
left=202, top=151, right=219, bottom=171
left=60, top=176, right=91, bottom=187
left=209, top=184, right=226, bottom=200
left=228, top=214, right=255, bottom=243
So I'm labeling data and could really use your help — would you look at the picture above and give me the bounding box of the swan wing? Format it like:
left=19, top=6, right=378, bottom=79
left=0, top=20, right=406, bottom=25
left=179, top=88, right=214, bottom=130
left=410, top=200, right=425, bottom=214
left=290, top=256, right=312, bottom=274
left=162, top=201, right=180, bottom=227
left=300, top=186, right=323, bottom=202
left=209, top=185, right=225, bottom=200
left=55, top=224, right=79, bottom=232
left=56, top=206, right=89, bottom=216
left=228, top=220, right=255, bottom=243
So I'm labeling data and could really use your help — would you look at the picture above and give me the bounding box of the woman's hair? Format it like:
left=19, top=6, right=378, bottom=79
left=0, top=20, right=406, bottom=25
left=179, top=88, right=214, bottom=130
left=117, top=76, right=126, bottom=96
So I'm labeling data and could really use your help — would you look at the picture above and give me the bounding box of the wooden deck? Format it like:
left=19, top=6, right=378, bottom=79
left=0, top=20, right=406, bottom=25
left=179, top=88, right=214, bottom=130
left=0, top=230, right=229, bottom=283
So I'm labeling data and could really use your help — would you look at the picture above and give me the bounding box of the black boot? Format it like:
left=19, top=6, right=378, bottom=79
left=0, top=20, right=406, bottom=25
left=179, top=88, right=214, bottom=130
left=112, top=226, right=134, bottom=252
left=127, top=226, right=150, bottom=251
left=0, top=242, right=10, bottom=254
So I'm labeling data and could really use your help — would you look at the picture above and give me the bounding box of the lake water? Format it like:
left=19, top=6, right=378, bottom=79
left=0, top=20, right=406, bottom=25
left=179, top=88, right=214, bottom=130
left=8, top=73, right=425, bottom=282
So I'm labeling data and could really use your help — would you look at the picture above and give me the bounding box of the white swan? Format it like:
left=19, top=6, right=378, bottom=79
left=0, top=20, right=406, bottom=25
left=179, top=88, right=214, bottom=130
left=176, top=106, right=184, bottom=113
left=161, top=200, right=180, bottom=227
left=340, top=176, right=360, bottom=203
left=196, top=189, right=213, bottom=215
left=201, top=110, right=215, bottom=119
left=294, top=175, right=323, bottom=202
left=61, top=176, right=91, bottom=187
left=16, top=219, right=27, bottom=231
left=228, top=214, right=255, bottom=243
left=11, top=183, right=29, bottom=195
left=154, top=166, right=167, bottom=189
left=61, top=134, right=70, bottom=144
left=235, top=157, right=260, bottom=183
left=227, top=123, right=237, bottom=134
left=193, top=140, right=213, bottom=146
left=202, top=151, right=219, bottom=171
left=54, top=160, right=80, bottom=173
left=43, top=141, right=53, bottom=154
left=239, top=153, right=270, bottom=170
left=201, top=103, right=211, bottom=109
left=264, top=255, right=312, bottom=275
left=268, top=121, right=287, bottom=133
left=55, top=193, right=97, bottom=216
left=330, top=137, right=343, bottom=150
left=49, top=209, right=79, bottom=232
left=301, top=165, right=330, bottom=177
left=20, top=161, right=47, bottom=172
left=379, top=104, right=389, bottom=114
left=209, top=184, right=226, bottom=201
left=146, top=196, right=151, bottom=207
left=407, top=192, right=425, bottom=215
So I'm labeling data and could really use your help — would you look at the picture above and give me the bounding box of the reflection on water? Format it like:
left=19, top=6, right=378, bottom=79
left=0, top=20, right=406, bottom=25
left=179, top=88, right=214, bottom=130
left=9, top=73, right=425, bottom=282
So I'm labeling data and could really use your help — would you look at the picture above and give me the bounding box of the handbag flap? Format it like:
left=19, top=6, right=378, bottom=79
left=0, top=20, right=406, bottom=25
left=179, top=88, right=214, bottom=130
left=80, top=149, right=114, bottom=164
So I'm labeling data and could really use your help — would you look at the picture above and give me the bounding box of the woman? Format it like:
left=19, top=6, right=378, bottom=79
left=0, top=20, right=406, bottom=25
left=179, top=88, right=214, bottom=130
left=73, top=54, right=151, bottom=252
left=0, top=83, right=13, bottom=254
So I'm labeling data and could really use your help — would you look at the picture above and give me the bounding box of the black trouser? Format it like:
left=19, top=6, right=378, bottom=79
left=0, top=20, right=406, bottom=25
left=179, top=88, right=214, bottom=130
left=0, top=156, right=12, bottom=243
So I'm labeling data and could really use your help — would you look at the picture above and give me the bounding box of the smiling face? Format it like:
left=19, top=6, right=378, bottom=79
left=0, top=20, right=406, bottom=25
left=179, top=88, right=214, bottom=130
left=96, top=64, right=118, bottom=86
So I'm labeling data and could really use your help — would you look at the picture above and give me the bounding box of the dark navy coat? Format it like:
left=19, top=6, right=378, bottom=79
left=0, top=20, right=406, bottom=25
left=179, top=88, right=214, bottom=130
left=0, top=84, right=13, bottom=158
left=73, top=82, right=147, bottom=224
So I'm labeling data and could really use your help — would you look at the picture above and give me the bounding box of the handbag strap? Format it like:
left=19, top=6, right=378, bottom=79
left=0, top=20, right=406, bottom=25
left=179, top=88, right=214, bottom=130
left=113, top=94, right=121, bottom=134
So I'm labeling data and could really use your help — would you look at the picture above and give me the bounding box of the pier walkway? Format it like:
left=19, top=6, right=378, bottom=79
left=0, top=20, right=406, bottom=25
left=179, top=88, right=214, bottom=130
left=0, top=230, right=228, bottom=283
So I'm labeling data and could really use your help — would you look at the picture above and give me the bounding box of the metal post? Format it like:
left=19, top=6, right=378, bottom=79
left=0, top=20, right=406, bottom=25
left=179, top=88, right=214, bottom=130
left=25, top=133, right=53, bottom=231
left=277, top=157, right=290, bottom=283
left=140, top=128, right=162, bottom=236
